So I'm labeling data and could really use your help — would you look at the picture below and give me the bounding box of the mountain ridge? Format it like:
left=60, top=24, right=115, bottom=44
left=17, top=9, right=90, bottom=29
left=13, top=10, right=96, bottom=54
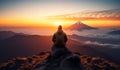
left=108, top=30, right=120, bottom=35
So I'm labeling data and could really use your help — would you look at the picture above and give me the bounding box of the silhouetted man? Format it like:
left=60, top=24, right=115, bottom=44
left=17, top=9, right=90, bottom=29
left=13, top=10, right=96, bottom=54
left=52, top=25, right=68, bottom=47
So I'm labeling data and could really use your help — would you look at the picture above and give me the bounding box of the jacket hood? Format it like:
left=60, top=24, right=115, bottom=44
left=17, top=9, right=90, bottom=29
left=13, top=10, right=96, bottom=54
left=56, top=30, right=64, bottom=35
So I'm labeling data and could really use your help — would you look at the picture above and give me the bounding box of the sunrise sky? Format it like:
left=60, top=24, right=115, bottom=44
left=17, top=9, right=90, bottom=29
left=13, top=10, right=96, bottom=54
left=0, top=0, right=120, bottom=27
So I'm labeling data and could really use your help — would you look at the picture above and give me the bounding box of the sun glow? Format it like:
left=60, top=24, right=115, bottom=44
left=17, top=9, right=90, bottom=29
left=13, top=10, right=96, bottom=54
left=54, top=21, right=64, bottom=26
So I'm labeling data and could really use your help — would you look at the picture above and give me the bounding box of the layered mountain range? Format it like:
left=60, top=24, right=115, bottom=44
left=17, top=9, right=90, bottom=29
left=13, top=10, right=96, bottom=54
left=0, top=31, right=120, bottom=70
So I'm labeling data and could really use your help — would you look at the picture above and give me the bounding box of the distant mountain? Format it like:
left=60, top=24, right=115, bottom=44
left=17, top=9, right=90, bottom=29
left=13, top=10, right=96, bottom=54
left=0, top=31, right=25, bottom=40
left=0, top=32, right=52, bottom=63
left=67, top=21, right=96, bottom=31
left=108, top=30, right=120, bottom=35
left=0, top=31, right=16, bottom=40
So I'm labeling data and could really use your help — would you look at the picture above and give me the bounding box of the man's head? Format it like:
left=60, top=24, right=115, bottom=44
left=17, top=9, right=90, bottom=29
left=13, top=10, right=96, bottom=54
left=58, top=25, right=62, bottom=30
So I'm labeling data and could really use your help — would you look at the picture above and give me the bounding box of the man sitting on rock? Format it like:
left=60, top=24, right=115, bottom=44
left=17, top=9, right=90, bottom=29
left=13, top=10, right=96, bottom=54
left=38, top=25, right=85, bottom=70
left=51, top=25, right=70, bottom=58
left=52, top=25, right=68, bottom=47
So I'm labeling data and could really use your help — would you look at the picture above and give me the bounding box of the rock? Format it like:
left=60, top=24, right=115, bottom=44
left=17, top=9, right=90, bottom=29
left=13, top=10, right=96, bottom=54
left=92, top=57, right=103, bottom=64
left=87, top=57, right=92, bottom=63
left=51, top=46, right=71, bottom=58
left=28, top=57, right=33, bottom=63
left=60, top=54, right=85, bottom=70
left=0, top=52, right=120, bottom=70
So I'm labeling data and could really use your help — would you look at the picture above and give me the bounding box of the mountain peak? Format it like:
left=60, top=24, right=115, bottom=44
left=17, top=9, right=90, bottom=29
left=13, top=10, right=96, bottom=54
left=67, top=21, right=96, bottom=31
left=75, top=21, right=84, bottom=25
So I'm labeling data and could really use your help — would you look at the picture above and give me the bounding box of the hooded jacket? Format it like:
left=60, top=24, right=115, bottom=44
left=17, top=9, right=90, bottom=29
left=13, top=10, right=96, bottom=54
left=52, top=30, right=68, bottom=46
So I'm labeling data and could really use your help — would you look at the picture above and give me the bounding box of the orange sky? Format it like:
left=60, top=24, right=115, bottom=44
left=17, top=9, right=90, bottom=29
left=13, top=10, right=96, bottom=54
left=0, top=0, right=120, bottom=28
left=0, top=17, right=120, bottom=28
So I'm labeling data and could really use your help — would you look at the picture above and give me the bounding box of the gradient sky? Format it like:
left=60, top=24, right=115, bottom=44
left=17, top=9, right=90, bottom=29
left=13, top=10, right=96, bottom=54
left=0, top=0, right=120, bottom=27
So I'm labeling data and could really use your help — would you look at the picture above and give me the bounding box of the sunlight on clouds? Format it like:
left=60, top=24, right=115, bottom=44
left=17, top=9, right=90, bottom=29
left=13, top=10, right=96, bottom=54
left=82, top=20, right=120, bottom=27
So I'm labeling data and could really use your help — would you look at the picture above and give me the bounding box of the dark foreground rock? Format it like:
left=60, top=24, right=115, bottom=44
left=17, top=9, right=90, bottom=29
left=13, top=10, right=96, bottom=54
left=35, top=45, right=85, bottom=70
left=0, top=52, right=119, bottom=70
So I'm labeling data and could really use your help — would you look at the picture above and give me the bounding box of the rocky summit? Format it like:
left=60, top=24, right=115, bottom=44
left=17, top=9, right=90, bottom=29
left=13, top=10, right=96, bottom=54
left=0, top=51, right=119, bottom=70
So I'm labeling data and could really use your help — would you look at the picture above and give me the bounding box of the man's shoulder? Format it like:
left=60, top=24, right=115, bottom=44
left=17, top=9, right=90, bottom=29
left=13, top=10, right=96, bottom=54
left=63, top=31, right=67, bottom=35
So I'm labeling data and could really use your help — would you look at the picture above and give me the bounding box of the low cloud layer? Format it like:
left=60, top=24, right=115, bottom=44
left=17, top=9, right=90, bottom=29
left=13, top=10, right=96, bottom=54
left=84, top=41, right=120, bottom=48
left=68, top=28, right=120, bottom=39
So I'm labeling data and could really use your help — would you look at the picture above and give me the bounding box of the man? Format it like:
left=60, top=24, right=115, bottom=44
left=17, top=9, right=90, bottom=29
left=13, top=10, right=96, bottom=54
left=52, top=25, right=68, bottom=47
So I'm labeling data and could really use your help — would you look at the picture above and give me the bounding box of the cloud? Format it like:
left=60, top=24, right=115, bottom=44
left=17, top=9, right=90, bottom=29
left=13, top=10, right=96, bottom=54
left=84, top=41, right=120, bottom=48
left=52, top=9, right=120, bottom=20
left=70, top=28, right=120, bottom=48
left=68, top=28, right=120, bottom=39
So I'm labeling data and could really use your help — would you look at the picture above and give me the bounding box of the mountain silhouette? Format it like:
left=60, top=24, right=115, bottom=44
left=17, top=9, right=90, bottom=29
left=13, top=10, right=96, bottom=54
left=108, top=30, right=120, bottom=35
left=67, top=21, right=96, bottom=31
left=0, top=31, right=15, bottom=39
left=0, top=31, right=52, bottom=63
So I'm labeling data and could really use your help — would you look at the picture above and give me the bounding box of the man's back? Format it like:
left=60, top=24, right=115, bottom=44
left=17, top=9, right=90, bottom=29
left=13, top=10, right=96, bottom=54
left=52, top=25, right=68, bottom=47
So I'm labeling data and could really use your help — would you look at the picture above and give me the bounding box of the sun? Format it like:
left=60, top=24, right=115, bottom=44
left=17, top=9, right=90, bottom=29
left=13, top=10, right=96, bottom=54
left=54, top=21, right=64, bottom=26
